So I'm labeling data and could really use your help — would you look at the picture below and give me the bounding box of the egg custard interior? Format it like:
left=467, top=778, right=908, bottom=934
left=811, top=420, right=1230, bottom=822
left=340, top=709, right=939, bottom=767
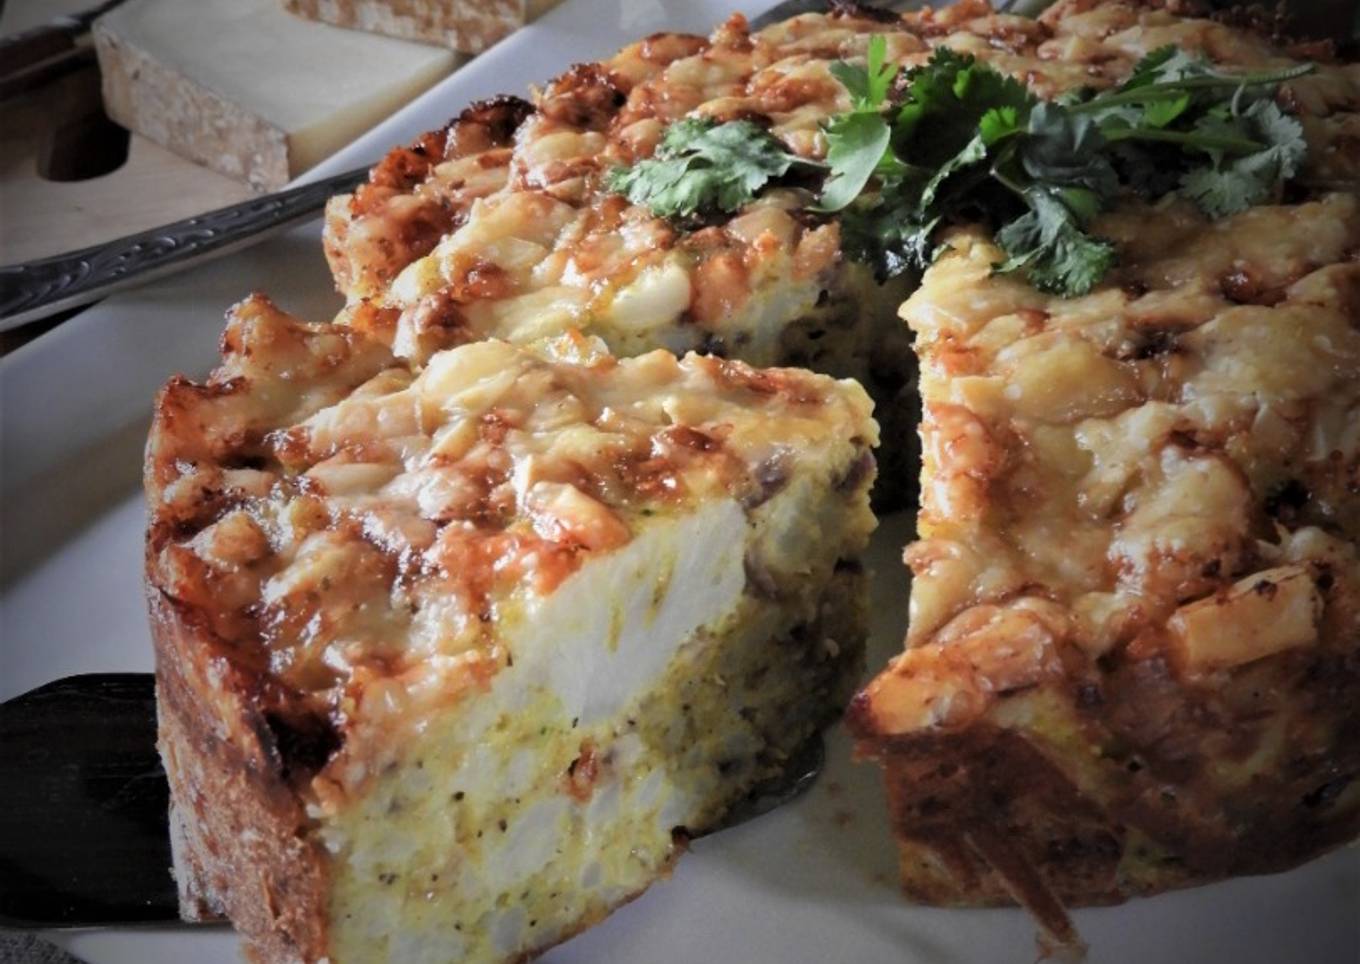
left=145, top=301, right=876, bottom=963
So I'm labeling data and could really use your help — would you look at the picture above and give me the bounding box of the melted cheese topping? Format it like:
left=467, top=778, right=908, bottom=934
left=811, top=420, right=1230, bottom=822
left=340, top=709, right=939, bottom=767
left=324, top=0, right=1360, bottom=372
left=145, top=298, right=875, bottom=721
left=864, top=188, right=1360, bottom=732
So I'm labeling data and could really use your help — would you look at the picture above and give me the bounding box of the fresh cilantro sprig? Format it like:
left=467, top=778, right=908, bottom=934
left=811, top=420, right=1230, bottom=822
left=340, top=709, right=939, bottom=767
left=817, top=35, right=901, bottom=212
left=1067, top=48, right=1312, bottom=217
left=826, top=44, right=1312, bottom=295
left=829, top=32, right=899, bottom=111
left=604, top=117, right=816, bottom=220
left=604, top=38, right=1313, bottom=297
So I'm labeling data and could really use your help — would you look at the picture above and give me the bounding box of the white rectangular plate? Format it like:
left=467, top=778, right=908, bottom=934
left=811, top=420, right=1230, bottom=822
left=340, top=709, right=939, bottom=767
left=2, top=1, right=1356, bottom=961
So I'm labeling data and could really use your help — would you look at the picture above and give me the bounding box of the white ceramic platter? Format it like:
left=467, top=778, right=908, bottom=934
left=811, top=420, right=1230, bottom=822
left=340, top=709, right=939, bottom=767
left=2, top=1, right=1356, bottom=960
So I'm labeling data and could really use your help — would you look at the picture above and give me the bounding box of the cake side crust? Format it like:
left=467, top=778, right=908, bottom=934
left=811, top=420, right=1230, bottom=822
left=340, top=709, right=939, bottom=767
left=149, top=589, right=330, bottom=964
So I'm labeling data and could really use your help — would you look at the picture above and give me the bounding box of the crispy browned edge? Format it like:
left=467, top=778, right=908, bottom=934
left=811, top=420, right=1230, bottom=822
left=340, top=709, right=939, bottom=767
left=847, top=685, right=1360, bottom=948
left=149, top=586, right=330, bottom=964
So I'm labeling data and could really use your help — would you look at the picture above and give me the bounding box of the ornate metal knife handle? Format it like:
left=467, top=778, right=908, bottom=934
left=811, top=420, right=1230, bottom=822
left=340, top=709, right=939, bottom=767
left=0, top=166, right=369, bottom=331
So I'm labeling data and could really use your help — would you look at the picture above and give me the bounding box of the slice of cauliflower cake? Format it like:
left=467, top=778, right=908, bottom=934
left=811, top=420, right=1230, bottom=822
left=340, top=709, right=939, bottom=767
left=144, top=295, right=876, bottom=963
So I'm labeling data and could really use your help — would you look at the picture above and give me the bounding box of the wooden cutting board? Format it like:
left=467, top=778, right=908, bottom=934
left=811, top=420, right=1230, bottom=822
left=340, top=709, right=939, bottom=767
left=0, top=0, right=471, bottom=265
left=0, top=63, right=255, bottom=265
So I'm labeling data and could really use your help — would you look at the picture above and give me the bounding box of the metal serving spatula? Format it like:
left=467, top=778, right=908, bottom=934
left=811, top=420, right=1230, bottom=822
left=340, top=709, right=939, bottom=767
left=0, top=673, right=824, bottom=928
left=0, top=675, right=175, bottom=928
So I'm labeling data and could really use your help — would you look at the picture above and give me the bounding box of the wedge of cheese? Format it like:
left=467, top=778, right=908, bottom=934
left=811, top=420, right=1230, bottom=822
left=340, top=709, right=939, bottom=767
left=95, top=0, right=462, bottom=189
left=145, top=296, right=877, bottom=963
left=285, top=0, right=564, bottom=54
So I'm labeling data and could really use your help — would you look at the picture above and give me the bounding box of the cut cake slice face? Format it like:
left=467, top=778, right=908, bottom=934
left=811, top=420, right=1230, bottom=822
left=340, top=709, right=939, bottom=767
left=849, top=194, right=1360, bottom=941
left=144, top=295, right=877, bottom=963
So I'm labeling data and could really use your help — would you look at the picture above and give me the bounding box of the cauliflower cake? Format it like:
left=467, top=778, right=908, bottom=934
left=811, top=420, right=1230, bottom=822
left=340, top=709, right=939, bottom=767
left=142, top=0, right=1360, bottom=958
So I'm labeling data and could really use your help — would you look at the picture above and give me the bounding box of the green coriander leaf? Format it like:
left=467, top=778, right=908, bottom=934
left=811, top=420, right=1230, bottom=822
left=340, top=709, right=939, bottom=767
left=829, top=34, right=898, bottom=111
left=1056, top=185, right=1104, bottom=223
left=1183, top=103, right=1251, bottom=164
left=979, top=105, right=1024, bottom=145
left=1080, top=98, right=1143, bottom=134
left=895, top=49, right=1033, bottom=164
left=1178, top=99, right=1306, bottom=217
left=605, top=158, right=692, bottom=214
left=840, top=199, right=939, bottom=280
left=820, top=35, right=910, bottom=213
left=605, top=118, right=805, bottom=219
left=1247, top=99, right=1308, bottom=180
left=1019, top=102, right=1119, bottom=199
left=895, top=213, right=945, bottom=273
left=829, top=60, right=871, bottom=107
left=994, top=189, right=1115, bottom=296
left=1120, top=46, right=1207, bottom=89
left=1142, top=92, right=1192, bottom=128
left=919, top=133, right=988, bottom=210
left=817, top=112, right=894, bottom=212
left=864, top=35, right=899, bottom=106
left=663, top=118, right=798, bottom=186
left=1178, top=166, right=1259, bottom=217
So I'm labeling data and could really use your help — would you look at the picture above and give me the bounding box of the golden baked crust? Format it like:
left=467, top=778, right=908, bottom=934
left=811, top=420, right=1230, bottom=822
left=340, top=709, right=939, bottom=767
left=152, top=590, right=330, bottom=962
left=849, top=4, right=1360, bottom=941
